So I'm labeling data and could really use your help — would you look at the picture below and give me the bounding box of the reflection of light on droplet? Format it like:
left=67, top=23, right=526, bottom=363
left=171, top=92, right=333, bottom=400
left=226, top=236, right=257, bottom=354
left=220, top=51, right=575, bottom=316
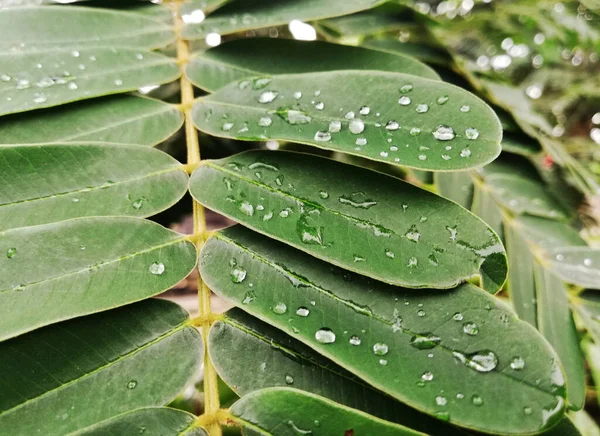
left=182, top=9, right=205, bottom=24
left=491, top=55, right=511, bottom=71
left=205, top=33, right=221, bottom=47
left=288, top=20, right=317, bottom=41
left=138, top=85, right=159, bottom=94
left=552, top=125, right=565, bottom=137
left=592, top=113, right=600, bottom=125
left=534, top=33, right=545, bottom=45
left=591, top=128, right=600, bottom=145
left=526, top=84, right=542, bottom=100
left=266, top=140, right=279, bottom=150
left=501, top=38, right=513, bottom=51
left=532, top=54, right=544, bottom=68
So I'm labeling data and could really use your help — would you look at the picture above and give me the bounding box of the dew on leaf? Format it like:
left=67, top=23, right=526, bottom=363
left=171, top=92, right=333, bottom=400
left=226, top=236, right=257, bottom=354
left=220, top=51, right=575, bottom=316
left=433, top=125, right=455, bottom=141
left=452, top=350, right=498, bottom=372
left=416, top=104, right=429, bottom=113
left=231, top=265, right=247, bottom=283
left=315, top=328, right=336, bottom=344
left=463, top=322, right=479, bottom=336
left=349, top=119, right=365, bottom=134
left=328, top=120, right=341, bottom=133
left=373, top=342, right=389, bottom=355
left=296, top=307, right=310, bottom=317
left=272, top=302, right=287, bottom=315
left=314, top=131, right=331, bottom=142
left=6, top=247, right=17, bottom=259
left=258, top=91, right=278, bottom=103
left=149, top=262, right=165, bottom=275
left=465, top=128, right=480, bottom=140
left=398, top=96, right=411, bottom=105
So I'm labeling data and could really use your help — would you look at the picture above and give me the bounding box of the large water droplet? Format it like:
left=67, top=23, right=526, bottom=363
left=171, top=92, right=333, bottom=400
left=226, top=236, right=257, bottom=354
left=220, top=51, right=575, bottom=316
left=149, top=262, right=165, bottom=275
left=349, top=119, right=365, bottom=134
left=452, top=350, right=498, bottom=372
left=231, top=265, right=247, bottom=283
left=315, top=328, right=336, bottom=344
left=433, top=125, right=455, bottom=141
left=373, top=342, right=389, bottom=355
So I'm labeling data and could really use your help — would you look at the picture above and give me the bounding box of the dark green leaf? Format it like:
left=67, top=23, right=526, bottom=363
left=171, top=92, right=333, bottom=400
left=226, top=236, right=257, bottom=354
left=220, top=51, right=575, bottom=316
left=470, top=184, right=504, bottom=239
left=539, top=247, right=600, bottom=289
left=200, top=226, right=566, bottom=434
left=190, top=151, right=507, bottom=293
left=229, top=388, right=421, bottom=436
left=0, top=217, right=197, bottom=340
left=0, top=144, right=187, bottom=231
left=0, top=299, right=202, bottom=435
left=572, top=291, right=600, bottom=344
left=0, top=96, right=183, bottom=146
left=0, top=48, right=180, bottom=116
left=186, top=39, right=439, bottom=92
left=192, top=71, right=502, bottom=171
left=513, top=215, right=586, bottom=251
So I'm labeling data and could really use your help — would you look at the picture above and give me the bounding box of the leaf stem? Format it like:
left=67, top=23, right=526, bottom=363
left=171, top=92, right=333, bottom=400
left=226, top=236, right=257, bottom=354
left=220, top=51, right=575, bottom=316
left=174, top=4, right=221, bottom=436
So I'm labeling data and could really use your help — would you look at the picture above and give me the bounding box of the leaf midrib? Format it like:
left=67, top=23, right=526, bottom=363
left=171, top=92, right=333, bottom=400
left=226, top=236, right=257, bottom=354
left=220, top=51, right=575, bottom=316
left=214, top=231, right=559, bottom=399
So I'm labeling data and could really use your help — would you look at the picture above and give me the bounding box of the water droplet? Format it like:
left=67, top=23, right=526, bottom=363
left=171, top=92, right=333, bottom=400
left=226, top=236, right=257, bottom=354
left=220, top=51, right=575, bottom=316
left=409, top=258, right=419, bottom=269
left=222, top=122, right=234, bottom=131
left=463, top=322, right=479, bottom=336
left=328, top=120, right=341, bottom=133
left=446, top=226, right=458, bottom=241
left=231, top=265, right=247, bottom=283
left=418, top=154, right=427, bottom=161
left=510, top=356, right=525, bottom=370
left=452, top=312, right=464, bottom=321
left=398, top=96, right=411, bottom=105
left=416, top=104, right=429, bottom=113
left=355, top=137, right=367, bottom=146
left=258, top=116, right=272, bottom=127
left=296, top=307, right=310, bottom=317
left=6, top=247, right=17, bottom=259
left=279, top=208, right=291, bottom=218
left=465, top=128, right=479, bottom=140
left=0, top=74, right=11, bottom=82
left=385, top=121, right=400, bottom=131
left=385, top=249, right=395, bottom=259
left=16, top=79, right=31, bottom=89
left=345, top=111, right=355, bottom=119
left=252, top=78, right=271, bottom=89
left=33, top=92, right=46, bottom=103
left=285, top=374, right=294, bottom=385
left=436, top=396, right=448, bottom=406
left=471, top=395, right=484, bottom=406
left=410, top=127, right=421, bottom=136
left=314, top=131, right=331, bottom=142
left=293, top=91, right=302, bottom=99
left=68, top=82, right=78, bottom=90
left=149, top=262, right=165, bottom=275
left=258, top=91, right=278, bottom=103
left=405, top=226, right=421, bottom=242
left=422, top=371, right=433, bottom=381
left=114, top=79, right=123, bottom=86
left=359, top=106, right=370, bottom=115
left=349, top=119, right=365, bottom=134
left=272, top=302, right=287, bottom=314
left=453, top=350, right=498, bottom=372
left=379, top=359, right=388, bottom=366
left=400, top=84, right=413, bottom=93
left=433, top=125, right=455, bottom=141
left=338, top=193, right=377, bottom=209
left=315, top=328, right=336, bottom=344
left=242, top=291, right=256, bottom=304
left=373, top=343, right=389, bottom=355
left=314, top=101, right=324, bottom=110
left=417, top=309, right=426, bottom=317
left=349, top=335, right=361, bottom=346
left=410, top=333, right=441, bottom=350
left=584, top=258, right=593, bottom=267
left=523, top=406, right=532, bottom=415
left=436, top=95, right=449, bottom=105
left=126, top=380, right=137, bottom=389
left=239, top=201, right=254, bottom=216
left=460, top=105, right=470, bottom=112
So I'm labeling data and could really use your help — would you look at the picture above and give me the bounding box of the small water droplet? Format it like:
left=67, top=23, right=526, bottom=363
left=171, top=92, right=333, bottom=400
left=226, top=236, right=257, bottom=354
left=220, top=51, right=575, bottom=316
left=453, top=350, right=498, bottom=372
left=373, top=342, right=389, bottom=355
left=272, top=302, right=287, bottom=314
left=385, top=249, right=395, bottom=259
left=6, top=247, right=17, bottom=259
left=460, top=105, right=470, bottom=112
left=285, top=374, right=294, bottom=385
left=436, top=95, right=449, bottom=105
left=410, top=127, right=421, bottom=136
left=314, top=101, right=324, bottom=110
left=252, top=78, right=271, bottom=89
left=258, top=116, right=272, bottom=127
left=349, top=335, right=361, bottom=346
left=132, top=197, right=147, bottom=210
left=410, top=333, right=441, bottom=350
left=359, top=105, right=370, bottom=115
left=416, top=104, right=429, bottom=113
left=242, top=291, right=256, bottom=304
left=355, top=137, right=367, bottom=146
left=400, top=84, right=413, bottom=93
left=231, top=265, right=247, bottom=283
left=293, top=91, right=302, bottom=99
left=409, top=257, right=419, bottom=269
left=328, top=120, right=341, bottom=133
left=114, top=79, right=123, bottom=86
left=584, top=258, right=593, bottom=267
left=296, top=307, right=310, bottom=317
left=465, top=128, right=479, bottom=140
left=16, top=79, right=31, bottom=89
left=126, top=380, right=137, bottom=389
left=149, top=262, right=165, bottom=275
left=452, top=312, right=464, bottom=321
left=510, top=356, right=525, bottom=370
left=258, top=91, right=278, bottom=103
left=239, top=201, right=254, bottom=216
left=471, top=395, right=484, bottom=406
left=314, top=131, right=331, bottom=142
left=315, top=328, right=336, bottom=344
left=0, top=74, right=11, bottom=82
left=379, top=359, right=388, bottom=366
left=436, top=396, right=448, bottom=406
left=433, top=125, right=455, bottom=141
left=33, top=92, right=46, bottom=103
left=349, top=119, right=365, bottom=134
left=422, top=371, right=433, bottom=381
left=345, top=111, right=355, bottom=119
left=68, top=82, right=78, bottom=90
left=463, top=322, right=479, bottom=336
left=222, top=122, right=234, bottom=131
left=385, top=120, right=400, bottom=131
left=523, top=406, right=533, bottom=415
left=405, top=226, right=421, bottom=242
left=398, top=96, right=411, bottom=105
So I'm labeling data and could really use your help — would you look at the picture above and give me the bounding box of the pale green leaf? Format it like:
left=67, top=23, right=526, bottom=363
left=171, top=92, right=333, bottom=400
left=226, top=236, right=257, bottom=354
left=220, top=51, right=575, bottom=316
left=539, top=247, right=600, bottom=289
left=433, top=171, right=474, bottom=209
left=0, top=6, right=175, bottom=51
left=0, top=217, right=197, bottom=340
left=0, top=144, right=188, bottom=231
left=0, top=48, right=180, bottom=116
left=533, top=264, right=585, bottom=411
left=229, top=388, right=422, bottom=436
left=186, top=39, right=439, bottom=92
left=0, top=96, right=183, bottom=146
left=501, top=133, right=542, bottom=156
left=513, top=215, right=586, bottom=251
left=0, top=299, right=202, bottom=435
left=192, top=71, right=502, bottom=171
left=190, top=151, right=507, bottom=293
left=200, top=226, right=566, bottom=434
left=570, top=409, right=600, bottom=436
left=470, top=184, right=504, bottom=239
left=572, top=292, right=600, bottom=344
left=74, top=408, right=206, bottom=436
left=182, top=0, right=385, bottom=39
left=319, top=12, right=403, bottom=38
left=210, top=309, right=464, bottom=435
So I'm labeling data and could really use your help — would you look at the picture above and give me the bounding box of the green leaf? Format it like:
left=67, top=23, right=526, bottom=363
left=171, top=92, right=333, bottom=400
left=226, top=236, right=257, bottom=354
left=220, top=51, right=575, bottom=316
left=0, top=96, right=183, bottom=146
left=0, top=299, right=202, bottom=435
left=513, top=215, right=586, bottom=251
left=0, top=6, right=175, bottom=51
left=319, top=12, right=404, bottom=38
left=570, top=409, right=600, bottom=436
left=362, top=39, right=453, bottom=66
left=539, top=247, right=600, bottom=289
left=572, top=292, right=600, bottom=344
left=0, top=48, right=180, bottom=116
left=74, top=408, right=206, bottom=436
left=210, top=309, right=464, bottom=435
left=229, top=388, right=421, bottom=436
left=0, top=217, right=197, bottom=340
left=433, top=171, right=474, bottom=209
left=501, top=133, right=542, bottom=156
left=186, top=39, right=440, bottom=92
left=181, top=0, right=385, bottom=39
left=200, top=226, right=566, bottom=434
left=533, top=263, right=585, bottom=411
left=192, top=71, right=502, bottom=171
left=0, top=144, right=187, bottom=231
left=485, top=175, right=567, bottom=220
left=470, top=184, right=504, bottom=239
left=190, top=151, right=507, bottom=293
left=181, top=0, right=235, bottom=18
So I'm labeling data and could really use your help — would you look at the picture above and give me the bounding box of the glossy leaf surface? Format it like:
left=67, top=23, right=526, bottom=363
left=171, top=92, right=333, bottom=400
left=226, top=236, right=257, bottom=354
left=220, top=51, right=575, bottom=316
left=229, top=388, right=421, bottom=436
left=0, top=6, right=175, bottom=51
left=210, top=309, right=464, bottom=435
left=0, top=299, right=202, bottom=435
left=0, top=96, right=183, bottom=146
left=182, top=0, right=385, bottom=38
left=0, top=144, right=187, bottom=231
left=192, top=71, right=502, bottom=171
left=74, top=408, right=206, bottom=436
left=0, top=48, right=180, bottom=116
left=539, top=247, right=600, bottom=289
left=190, top=151, right=507, bottom=293
left=186, top=39, right=439, bottom=92
left=200, top=226, right=565, bottom=434
left=0, top=217, right=197, bottom=340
